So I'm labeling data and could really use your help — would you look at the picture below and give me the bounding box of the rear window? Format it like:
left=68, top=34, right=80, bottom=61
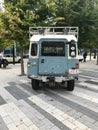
left=41, top=41, right=65, bottom=56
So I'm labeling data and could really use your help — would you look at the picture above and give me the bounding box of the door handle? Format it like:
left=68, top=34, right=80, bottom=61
left=41, top=59, right=44, bottom=63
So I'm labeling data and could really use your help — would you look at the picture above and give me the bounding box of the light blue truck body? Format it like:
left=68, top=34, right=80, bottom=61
left=27, top=27, right=79, bottom=91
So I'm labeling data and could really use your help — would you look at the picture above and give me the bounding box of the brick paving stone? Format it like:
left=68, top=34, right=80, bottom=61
left=0, top=116, right=9, bottom=130
left=29, top=95, right=89, bottom=130
left=0, top=103, right=38, bottom=130
left=94, top=121, right=98, bottom=127
left=0, top=62, right=98, bottom=130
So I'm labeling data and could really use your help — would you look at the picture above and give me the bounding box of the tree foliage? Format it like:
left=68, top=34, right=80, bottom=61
left=0, top=0, right=98, bottom=72
left=0, top=0, right=37, bottom=74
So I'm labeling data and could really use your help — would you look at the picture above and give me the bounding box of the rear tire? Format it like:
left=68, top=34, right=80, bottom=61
left=18, top=59, right=21, bottom=63
left=3, top=59, right=8, bottom=68
left=31, top=79, right=39, bottom=90
left=67, top=79, right=75, bottom=91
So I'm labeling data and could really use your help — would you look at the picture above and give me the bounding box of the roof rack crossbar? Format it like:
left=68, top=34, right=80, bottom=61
left=29, top=27, right=79, bottom=39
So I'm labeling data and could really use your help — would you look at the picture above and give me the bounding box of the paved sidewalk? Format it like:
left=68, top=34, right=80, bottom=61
left=0, top=61, right=98, bottom=130
left=79, top=58, right=98, bottom=70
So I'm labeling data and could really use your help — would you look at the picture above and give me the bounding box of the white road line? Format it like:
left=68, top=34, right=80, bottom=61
left=19, top=79, right=30, bottom=84
left=49, top=88, right=98, bottom=113
left=75, top=86, right=98, bottom=99
left=0, top=87, right=17, bottom=103
left=80, top=69, right=98, bottom=73
left=73, top=89, right=98, bottom=103
left=28, top=93, right=96, bottom=129
left=79, top=74, right=98, bottom=80
left=16, top=99, right=60, bottom=130
left=78, top=82, right=98, bottom=91
left=29, top=95, right=90, bottom=130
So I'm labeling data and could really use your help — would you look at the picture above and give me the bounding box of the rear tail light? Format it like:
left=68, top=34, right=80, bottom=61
left=27, top=61, right=31, bottom=67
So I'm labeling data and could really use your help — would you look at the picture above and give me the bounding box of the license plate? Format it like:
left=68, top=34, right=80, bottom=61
left=69, top=69, right=79, bottom=74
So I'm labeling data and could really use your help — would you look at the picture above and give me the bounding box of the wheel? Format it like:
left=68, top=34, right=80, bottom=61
left=3, top=59, right=8, bottom=68
left=18, top=59, right=21, bottom=63
left=67, top=79, right=75, bottom=91
left=31, top=79, right=39, bottom=90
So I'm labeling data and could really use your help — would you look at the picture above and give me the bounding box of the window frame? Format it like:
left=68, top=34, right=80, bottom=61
left=41, top=41, right=65, bottom=57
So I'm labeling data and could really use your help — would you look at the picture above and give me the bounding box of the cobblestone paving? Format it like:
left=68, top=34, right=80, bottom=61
left=0, top=61, right=98, bottom=130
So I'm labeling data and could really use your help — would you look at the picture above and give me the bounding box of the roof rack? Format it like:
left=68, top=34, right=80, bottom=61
left=29, top=27, right=79, bottom=40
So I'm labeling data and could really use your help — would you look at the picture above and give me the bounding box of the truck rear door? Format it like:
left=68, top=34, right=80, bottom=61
left=38, top=39, right=68, bottom=76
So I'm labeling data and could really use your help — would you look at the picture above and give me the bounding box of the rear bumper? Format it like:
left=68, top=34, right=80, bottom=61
left=28, top=75, right=78, bottom=82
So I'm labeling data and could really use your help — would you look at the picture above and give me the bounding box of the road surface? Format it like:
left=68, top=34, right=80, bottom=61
left=0, top=60, right=98, bottom=130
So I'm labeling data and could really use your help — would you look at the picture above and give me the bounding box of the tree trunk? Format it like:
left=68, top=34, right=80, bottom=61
left=20, top=44, right=25, bottom=75
left=89, top=48, right=91, bottom=60
left=97, top=51, right=98, bottom=65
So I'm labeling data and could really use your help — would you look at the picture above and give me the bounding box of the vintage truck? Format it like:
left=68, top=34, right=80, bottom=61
left=27, top=27, right=79, bottom=91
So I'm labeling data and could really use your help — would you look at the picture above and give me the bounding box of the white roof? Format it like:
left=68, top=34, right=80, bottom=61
left=30, top=34, right=77, bottom=42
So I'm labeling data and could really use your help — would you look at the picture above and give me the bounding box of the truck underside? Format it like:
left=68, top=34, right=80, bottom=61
left=31, top=78, right=75, bottom=91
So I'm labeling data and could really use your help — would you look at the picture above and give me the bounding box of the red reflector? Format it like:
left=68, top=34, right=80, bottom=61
left=27, top=61, right=31, bottom=65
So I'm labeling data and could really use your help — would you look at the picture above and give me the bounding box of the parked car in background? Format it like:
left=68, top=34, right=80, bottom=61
left=3, top=54, right=21, bottom=63
left=23, top=54, right=29, bottom=59
left=23, top=54, right=29, bottom=63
